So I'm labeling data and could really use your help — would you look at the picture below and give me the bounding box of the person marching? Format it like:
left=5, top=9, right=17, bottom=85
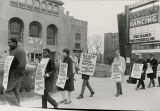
left=112, top=50, right=126, bottom=97
left=146, top=54, right=158, bottom=88
left=135, top=54, right=147, bottom=90
left=3, top=38, right=26, bottom=106
left=58, top=49, right=74, bottom=104
left=42, top=48, right=58, bottom=109
left=76, top=74, right=95, bottom=99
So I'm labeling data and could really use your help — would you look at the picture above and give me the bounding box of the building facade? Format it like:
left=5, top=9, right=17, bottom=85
left=104, top=33, right=119, bottom=64
left=0, top=0, right=87, bottom=63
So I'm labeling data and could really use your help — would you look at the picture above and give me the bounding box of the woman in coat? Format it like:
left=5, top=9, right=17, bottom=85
left=58, top=49, right=74, bottom=104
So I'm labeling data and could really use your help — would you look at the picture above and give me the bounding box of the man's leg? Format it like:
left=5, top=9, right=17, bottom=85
left=119, top=83, right=122, bottom=95
left=13, top=82, right=21, bottom=105
left=136, top=80, right=141, bottom=90
left=152, top=78, right=155, bottom=87
left=86, top=80, right=95, bottom=97
left=147, top=78, right=151, bottom=88
left=44, top=92, right=58, bottom=108
left=141, top=80, right=145, bottom=89
left=116, top=82, right=120, bottom=97
left=77, top=80, right=87, bottom=99
left=158, top=77, right=160, bottom=87
left=3, top=89, right=20, bottom=106
left=42, top=95, right=47, bottom=108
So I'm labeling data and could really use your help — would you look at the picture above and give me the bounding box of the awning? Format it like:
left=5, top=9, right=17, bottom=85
left=132, top=49, right=160, bottom=53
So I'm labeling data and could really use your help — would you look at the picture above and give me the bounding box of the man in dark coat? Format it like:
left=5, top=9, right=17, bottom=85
left=42, top=48, right=58, bottom=109
left=147, top=54, right=158, bottom=88
left=135, top=54, right=147, bottom=90
left=3, top=38, right=26, bottom=106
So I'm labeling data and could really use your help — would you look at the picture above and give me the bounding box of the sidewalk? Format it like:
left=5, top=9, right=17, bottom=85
left=20, top=74, right=160, bottom=110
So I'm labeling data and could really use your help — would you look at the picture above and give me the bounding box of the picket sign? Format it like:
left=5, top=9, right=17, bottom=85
left=3, top=56, right=14, bottom=89
left=78, top=53, right=97, bottom=76
left=56, top=62, right=68, bottom=89
left=157, top=64, right=160, bottom=77
left=34, top=58, right=49, bottom=95
left=146, top=63, right=153, bottom=74
left=131, top=63, right=143, bottom=79
left=111, top=63, right=123, bottom=82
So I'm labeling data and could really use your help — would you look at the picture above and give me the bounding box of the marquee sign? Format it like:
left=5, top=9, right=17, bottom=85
left=129, top=23, right=160, bottom=43
left=129, top=0, right=159, bottom=10
left=129, top=5, right=160, bottom=44
left=129, top=5, right=159, bottom=28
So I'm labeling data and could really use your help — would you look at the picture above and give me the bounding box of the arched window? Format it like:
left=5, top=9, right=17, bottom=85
left=19, top=0, right=25, bottom=4
left=75, top=33, right=81, bottom=41
left=41, top=1, right=47, bottom=12
left=29, top=21, right=41, bottom=38
left=9, top=18, right=24, bottom=42
left=47, top=25, right=57, bottom=45
left=53, top=5, right=59, bottom=13
left=42, top=1, right=47, bottom=9
left=47, top=3, right=53, bottom=13
left=26, top=0, right=33, bottom=6
left=26, top=0, right=33, bottom=9
left=34, top=0, right=40, bottom=7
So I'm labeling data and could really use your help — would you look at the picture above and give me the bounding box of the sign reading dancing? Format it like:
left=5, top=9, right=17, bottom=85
left=3, top=56, right=14, bottom=89
left=78, top=53, right=97, bottom=76
left=34, top=58, right=49, bottom=95
left=56, top=63, right=68, bottom=89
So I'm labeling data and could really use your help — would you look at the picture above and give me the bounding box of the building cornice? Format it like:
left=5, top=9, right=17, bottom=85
left=46, top=0, right=64, bottom=6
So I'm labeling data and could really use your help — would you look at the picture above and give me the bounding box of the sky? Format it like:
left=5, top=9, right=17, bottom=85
left=62, top=0, right=138, bottom=37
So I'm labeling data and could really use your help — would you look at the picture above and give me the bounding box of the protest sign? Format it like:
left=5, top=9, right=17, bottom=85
left=3, top=56, right=14, bottom=89
left=111, top=63, right=122, bottom=82
left=131, top=63, right=143, bottom=79
left=146, top=63, right=153, bottom=74
left=34, top=58, right=49, bottom=95
left=157, top=64, right=160, bottom=77
left=78, top=53, right=97, bottom=76
left=56, top=63, right=68, bottom=89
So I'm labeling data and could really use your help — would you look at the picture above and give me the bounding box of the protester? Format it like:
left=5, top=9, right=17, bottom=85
left=112, top=50, right=126, bottom=97
left=77, top=74, right=95, bottom=99
left=146, top=54, right=158, bottom=88
left=58, top=49, right=74, bottom=104
left=135, top=54, right=147, bottom=90
left=42, top=48, right=58, bottom=109
left=158, top=62, right=160, bottom=87
left=3, top=38, right=26, bottom=106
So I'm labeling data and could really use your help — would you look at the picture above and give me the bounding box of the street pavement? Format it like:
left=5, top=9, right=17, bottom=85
left=21, top=74, right=160, bottom=110
left=1, top=74, right=160, bottom=110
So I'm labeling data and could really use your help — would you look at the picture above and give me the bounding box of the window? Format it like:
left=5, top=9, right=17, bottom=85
left=47, top=3, right=53, bottom=13
left=41, top=1, right=47, bottom=12
left=47, top=25, right=57, bottom=45
left=29, top=21, right=41, bottom=38
left=26, top=0, right=33, bottom=9
left=75, top=43, right=80, bottom=49
left=34, top=0, right=40, bottom=11
left=75, top=33, right=81, bottom=41
left=19, top=0, right=26, bottom=7
left=53, top=5, right=59, bottom=13
left=9, top=18, right=24, bottom=42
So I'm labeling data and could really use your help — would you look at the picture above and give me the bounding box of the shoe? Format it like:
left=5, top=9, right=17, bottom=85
left=139, top=87, right=145, bottom=90
left=135, top=87, right=138, bottom=91
left=147, top=85, right=151, bottom=88
left=64, top=100, right=71, bottom=104
left=90, top=91, right=95, bottom=97
left=59, top=99, right=67, bottom=104
left=54, top=103, right=59, bottom=109
left=152, top=85, right=155, bottom=87
left=157, top=85, right=160, bottom=87
left=77, top=95, right=83, bottom=99
left=115, top=94, right=119, bottom=97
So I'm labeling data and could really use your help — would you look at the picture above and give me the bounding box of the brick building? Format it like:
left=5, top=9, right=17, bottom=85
left=104, top=33, right=119, bottom=64
left=0, top=0, right=87, bottom=63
